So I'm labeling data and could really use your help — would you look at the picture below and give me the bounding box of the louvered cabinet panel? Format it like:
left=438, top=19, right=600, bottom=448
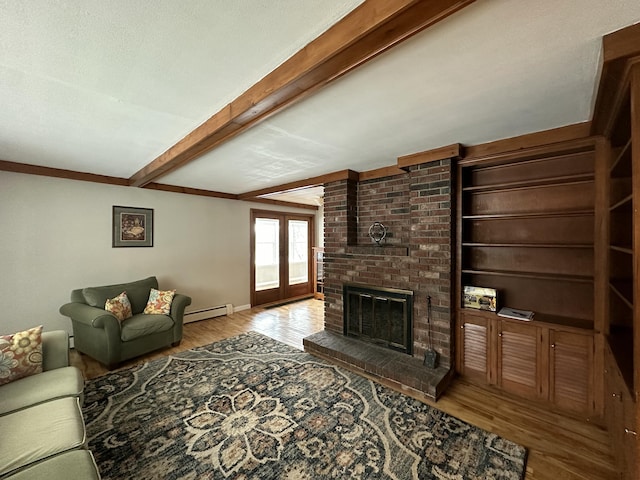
left=497, top=322, right=540, bottom=398
left=455, top=310, right=597, bottom=416
left=457, top=312, right=492, bottom=383
left=464, top=324, right=487, bottom=371
left=549, top=331, right=593, bottom=415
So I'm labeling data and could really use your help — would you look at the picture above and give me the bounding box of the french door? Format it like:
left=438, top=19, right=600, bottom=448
left=250, top=210, right=314, bottom=306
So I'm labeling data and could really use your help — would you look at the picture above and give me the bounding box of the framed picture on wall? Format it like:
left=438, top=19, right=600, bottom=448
left=112, top=206, right=153, bottom=247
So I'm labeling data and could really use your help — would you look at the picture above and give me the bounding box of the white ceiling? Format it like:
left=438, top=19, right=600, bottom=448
left=2, top=0, right=640, bottom=206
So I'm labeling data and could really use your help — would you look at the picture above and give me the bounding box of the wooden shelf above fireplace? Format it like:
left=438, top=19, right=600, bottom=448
left=344, top=245, right=409, bottom=256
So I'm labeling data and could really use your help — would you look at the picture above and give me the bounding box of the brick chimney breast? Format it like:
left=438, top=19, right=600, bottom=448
left=323, top=159, right=454, bottom=368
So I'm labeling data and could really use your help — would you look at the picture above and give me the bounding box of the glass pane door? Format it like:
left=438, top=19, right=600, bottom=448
left=251, top=210, right=314, bottom=307
left=255, top=218, right=280, bottom=291
left=288, top=219, right=309, bottom=286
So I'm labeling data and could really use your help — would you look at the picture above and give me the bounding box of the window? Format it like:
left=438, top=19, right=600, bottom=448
left=255, top=218, right=280, bottom=291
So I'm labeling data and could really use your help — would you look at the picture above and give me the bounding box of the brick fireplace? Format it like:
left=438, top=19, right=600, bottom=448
left=304, top=158, right=455, bottom=399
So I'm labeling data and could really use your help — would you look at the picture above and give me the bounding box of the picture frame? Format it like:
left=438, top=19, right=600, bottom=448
left=112, top=206, right=153, bottom=248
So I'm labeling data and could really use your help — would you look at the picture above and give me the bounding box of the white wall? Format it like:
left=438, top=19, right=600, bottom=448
left=0, top=171, right=319, bottom=335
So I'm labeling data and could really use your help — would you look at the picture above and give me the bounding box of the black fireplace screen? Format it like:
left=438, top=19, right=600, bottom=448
left=343, top=283, right=413, bottom=354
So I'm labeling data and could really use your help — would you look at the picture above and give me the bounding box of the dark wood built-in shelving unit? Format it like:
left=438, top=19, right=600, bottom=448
left=452, top=25, right=640, bottom=473
left=455, top=139, right=600, bottom=419
left=595, top=57, right=640, bottom=476
left=607, top=93, right=635, bottom=395
left=582, top=23, right=639, bottom=478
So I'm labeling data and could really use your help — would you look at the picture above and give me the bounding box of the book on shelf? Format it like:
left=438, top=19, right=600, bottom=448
left=498, top=307, right=534, bottom=321
left=463, top=285, right=497, bottom=312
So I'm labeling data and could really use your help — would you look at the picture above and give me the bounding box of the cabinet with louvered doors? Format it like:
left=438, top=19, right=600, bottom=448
left=457, top=310, right=492, bottom=384
left=496, top=320, right=541, bottom=399
left=457, top=309, right=597, bottom=416
left=549, top=330, right=594, bottom=415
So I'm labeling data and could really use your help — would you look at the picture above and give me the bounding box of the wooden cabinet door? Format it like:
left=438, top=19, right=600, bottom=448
left=549, top=330, right=594, bottom=415
left=457, top=312, right=493, bottom=384
left=611, top=369, right=638, bottom=480
left=621, top=388, right=639, bottom=480
left=497, top=321, right=541, bottom=398
left=605, top=344, right=638, bottom=480
left=619, top=369, right=638, bottom=480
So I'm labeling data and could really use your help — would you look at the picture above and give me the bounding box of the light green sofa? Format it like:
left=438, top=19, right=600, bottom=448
left=0, top=330, right=100, bottom=479
left=59, top=276, right=191, bottom=369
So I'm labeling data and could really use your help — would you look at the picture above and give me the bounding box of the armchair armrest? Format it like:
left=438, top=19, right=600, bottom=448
left=60, top=303, right=122, bottom=363
left=41, top=330, right=70, bottom=371
left=169, top=294, right=191, bottom=345
left=59, top=302, right=120, bottom=330
left=170, top=294, right=192, bottom=322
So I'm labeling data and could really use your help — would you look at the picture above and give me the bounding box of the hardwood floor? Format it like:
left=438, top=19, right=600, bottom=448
left=71, top=299, right=617, bottom=480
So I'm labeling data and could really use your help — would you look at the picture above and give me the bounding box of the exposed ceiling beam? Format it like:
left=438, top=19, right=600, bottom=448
left=128, top=0, right=476, bottom=187
left=142, top=183, right=238, bottom=200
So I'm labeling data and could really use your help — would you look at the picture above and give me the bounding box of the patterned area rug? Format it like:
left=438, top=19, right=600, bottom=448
left=84, top=332, right=527, bottom=479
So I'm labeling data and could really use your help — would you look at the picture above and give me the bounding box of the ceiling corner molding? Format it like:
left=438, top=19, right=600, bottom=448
left=238, top=169, right=358, bottom=200
left=128, top=0, right=476, bottom=188
left=0, top=159, right=129, bottom=186
left=459, top=134, right=596, bottom=168
left=397, top=143, right=462, bottom=169
left=358, top=165, right=407, bottom=181
left=592, top=23, right=640, bottom=136
left=463, top=122, right=592, bottom=161
left=242, top=197, right=319, bottom=211
left=602, top=22, right=640, bottom=63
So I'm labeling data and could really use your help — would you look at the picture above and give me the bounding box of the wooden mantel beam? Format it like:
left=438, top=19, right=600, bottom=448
left=128, top=0, right=475, bottom=187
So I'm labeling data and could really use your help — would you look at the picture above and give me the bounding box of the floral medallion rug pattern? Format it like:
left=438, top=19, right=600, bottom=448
left=84, top=332, right=527, bottom=479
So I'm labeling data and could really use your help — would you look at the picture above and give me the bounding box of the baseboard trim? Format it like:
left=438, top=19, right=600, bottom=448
left=184, top=304, right=233, bottom=323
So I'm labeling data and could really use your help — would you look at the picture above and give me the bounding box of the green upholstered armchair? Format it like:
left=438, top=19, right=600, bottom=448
left=59, top=276, right=191, bottom=369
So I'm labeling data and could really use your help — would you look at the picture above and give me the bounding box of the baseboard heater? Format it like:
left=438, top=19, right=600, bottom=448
left=184, top=304, right=234, bottom=323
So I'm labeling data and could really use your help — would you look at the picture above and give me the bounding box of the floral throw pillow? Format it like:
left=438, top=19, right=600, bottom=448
left=144, top=288, right=176, bottom=315
left=105, top=291, right=133, bottom=322
left=0, top=325, right=43, bottom=386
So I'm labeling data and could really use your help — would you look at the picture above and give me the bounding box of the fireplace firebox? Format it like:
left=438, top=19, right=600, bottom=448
left=343, top=283, right=413, bottom=354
